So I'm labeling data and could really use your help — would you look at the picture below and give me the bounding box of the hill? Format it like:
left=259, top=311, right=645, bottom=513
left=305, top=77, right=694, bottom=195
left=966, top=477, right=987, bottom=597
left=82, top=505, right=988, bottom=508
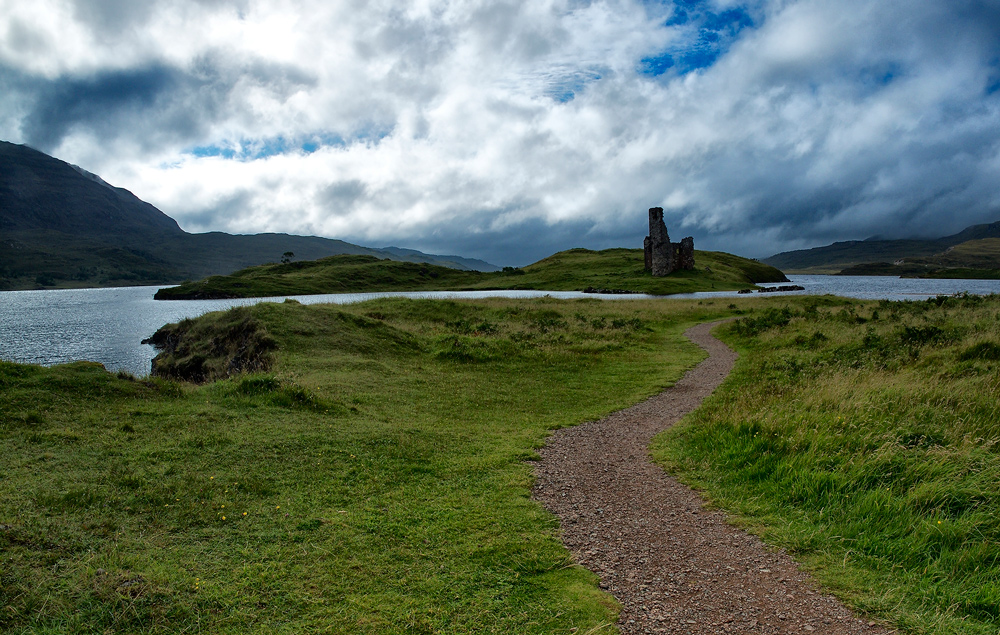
left=0, top=141, right=496, bottom=290
left=153, top=247, right=789, bottom=299
left=836, top=237, right=1000, bottom=278
left=763, top=221, right=1000, bottom=274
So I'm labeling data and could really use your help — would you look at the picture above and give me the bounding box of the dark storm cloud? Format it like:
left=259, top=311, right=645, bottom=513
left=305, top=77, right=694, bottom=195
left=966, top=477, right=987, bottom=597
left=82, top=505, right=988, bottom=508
left=17, top=53, right=317, bottom=155
left=22, top=65, right=185, bottom=151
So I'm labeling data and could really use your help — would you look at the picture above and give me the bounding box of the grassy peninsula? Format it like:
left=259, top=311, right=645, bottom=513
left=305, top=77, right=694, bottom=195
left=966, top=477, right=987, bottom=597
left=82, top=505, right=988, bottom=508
left=655, top=293, right=1000, bottom=634
left=153, top=247, right=787, bottom=300
left=7, top=291, right=1000, bottom=634
left=1, top=296, right=730, bottom=633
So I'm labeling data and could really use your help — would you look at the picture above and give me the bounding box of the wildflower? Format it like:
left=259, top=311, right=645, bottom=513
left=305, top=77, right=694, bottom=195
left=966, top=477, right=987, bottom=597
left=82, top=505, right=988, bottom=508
left=222, top=516, right=226, bottom=520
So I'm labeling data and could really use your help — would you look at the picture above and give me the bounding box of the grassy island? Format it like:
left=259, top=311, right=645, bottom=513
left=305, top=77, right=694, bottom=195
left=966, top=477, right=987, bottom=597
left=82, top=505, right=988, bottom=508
left=153, top=247, right=788, bottom=300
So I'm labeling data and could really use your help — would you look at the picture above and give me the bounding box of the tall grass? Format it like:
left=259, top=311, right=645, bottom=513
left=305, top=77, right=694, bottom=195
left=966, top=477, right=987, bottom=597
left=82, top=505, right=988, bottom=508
left=653, top=293, right=1000, bottom=634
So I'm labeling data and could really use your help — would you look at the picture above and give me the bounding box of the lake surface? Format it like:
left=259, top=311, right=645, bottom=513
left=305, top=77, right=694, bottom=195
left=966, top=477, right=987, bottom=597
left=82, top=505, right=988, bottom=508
left=2, top=276, right=1000, bottom=377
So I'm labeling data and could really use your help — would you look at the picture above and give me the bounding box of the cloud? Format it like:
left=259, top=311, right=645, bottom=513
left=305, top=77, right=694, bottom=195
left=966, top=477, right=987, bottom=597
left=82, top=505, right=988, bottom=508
left=1, top=0, right=998, bottom=265
left=21, top=65, right=183, bottom=148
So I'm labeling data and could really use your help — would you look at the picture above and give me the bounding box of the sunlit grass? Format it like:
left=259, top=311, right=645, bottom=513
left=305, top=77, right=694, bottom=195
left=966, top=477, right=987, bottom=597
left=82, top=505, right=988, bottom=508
left=1, top=296, right=730, bottom=634
left=653, top=293, right=1000, bottom=634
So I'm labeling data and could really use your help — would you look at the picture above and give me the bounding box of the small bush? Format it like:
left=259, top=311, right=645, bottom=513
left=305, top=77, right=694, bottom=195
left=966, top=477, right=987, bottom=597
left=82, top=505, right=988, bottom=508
left=793, top=331, right=828, bottom=349
left=731, top=307, right=793, bottom=336
left=898, top=325, right=945, bottom=347
left=610, top=317, right=644, bottom=330
left=145, top=307, right=277, bottom=383
left=958, top=341, right=1000, bottom=361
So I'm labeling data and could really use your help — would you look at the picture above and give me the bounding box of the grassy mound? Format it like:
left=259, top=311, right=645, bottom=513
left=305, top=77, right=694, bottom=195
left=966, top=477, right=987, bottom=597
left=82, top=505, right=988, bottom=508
left=154, top=248, right=788, bottom=299
left=143, top=306, right=277, bottom=382
left=654, top=293, right=1000, bottom=634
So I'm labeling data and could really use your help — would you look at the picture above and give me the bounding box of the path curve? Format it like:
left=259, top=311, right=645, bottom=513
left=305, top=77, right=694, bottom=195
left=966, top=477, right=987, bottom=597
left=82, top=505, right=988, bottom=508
left=533, top=321, right=889, bottom=634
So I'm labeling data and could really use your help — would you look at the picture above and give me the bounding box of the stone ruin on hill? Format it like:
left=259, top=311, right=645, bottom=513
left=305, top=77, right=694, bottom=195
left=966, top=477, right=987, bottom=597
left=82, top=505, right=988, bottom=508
left=643, top=207, right=695, bottom=276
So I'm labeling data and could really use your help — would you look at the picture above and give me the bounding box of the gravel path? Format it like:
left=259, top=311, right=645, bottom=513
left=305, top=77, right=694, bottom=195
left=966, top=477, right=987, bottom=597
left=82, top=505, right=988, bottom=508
left=533, top=321, right=891, bottom=634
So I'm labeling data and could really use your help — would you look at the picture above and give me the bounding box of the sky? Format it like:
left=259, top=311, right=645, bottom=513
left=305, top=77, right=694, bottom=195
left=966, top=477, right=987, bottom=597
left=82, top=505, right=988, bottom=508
left=2, top=0, right=999, bottom=266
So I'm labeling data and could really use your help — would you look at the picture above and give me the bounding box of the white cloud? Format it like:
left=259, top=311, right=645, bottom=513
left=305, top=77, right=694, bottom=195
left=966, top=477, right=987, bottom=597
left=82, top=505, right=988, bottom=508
left=1, top=0, right=998, bottom=264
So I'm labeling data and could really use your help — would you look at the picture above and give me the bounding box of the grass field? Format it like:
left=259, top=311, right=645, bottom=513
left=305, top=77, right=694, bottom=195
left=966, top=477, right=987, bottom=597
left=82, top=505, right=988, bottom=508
left=9, top=291, right=1000, bottom=634
left=653, top=293, right=1000, bottom=634
left=153, top=248, right=788, bottom=300
left=1, top=296, right=730, bottom=634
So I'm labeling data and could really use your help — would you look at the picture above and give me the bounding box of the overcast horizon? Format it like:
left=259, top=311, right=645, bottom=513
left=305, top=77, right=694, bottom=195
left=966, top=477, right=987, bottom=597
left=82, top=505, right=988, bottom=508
left=2, top=0, right=999, bottom=267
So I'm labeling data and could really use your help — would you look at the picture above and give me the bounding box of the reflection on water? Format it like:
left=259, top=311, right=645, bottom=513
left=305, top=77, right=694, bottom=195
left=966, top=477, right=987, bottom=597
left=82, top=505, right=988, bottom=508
left=2, top=276, right=1000, bottom=377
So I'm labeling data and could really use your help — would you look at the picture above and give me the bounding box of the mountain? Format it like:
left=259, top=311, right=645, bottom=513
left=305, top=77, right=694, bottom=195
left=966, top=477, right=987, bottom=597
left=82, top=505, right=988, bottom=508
left=0, top=141, right=498, bottom=290
left=763, top=221, right=1000, bottom=274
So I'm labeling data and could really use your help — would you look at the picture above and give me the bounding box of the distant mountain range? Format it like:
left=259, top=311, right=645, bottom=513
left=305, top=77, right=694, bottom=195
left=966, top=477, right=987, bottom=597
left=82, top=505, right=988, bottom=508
left=0, top=141, right=497, bottom=290
left=763, top=221, right=1000, bottom=276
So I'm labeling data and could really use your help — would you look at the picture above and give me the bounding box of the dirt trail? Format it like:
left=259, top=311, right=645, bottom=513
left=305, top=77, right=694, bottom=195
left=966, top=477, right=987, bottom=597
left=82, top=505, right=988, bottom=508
left=533, top=321, right=890, bottom=634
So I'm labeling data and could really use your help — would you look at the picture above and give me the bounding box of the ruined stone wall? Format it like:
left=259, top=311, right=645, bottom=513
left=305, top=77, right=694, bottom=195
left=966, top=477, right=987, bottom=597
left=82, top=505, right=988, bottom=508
left=644, top=207, right=694, bottom=276
left=676, top=236, right=695, bottom=270
left=647, top=207, right=675, bottom=277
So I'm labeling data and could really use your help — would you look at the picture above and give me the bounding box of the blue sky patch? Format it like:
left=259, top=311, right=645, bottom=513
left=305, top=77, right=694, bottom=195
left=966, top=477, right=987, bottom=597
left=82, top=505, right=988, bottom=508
left=987, top=58, right=1000, bottom=96
left=640, top=2, right=757, bottom=77
left=544, top=69, right=603, bottom=103
left=641, top=53, right=675, bottom=76
left=187, top=137, right=293, bottom=160
left=186, top=129, right=391, bottom=161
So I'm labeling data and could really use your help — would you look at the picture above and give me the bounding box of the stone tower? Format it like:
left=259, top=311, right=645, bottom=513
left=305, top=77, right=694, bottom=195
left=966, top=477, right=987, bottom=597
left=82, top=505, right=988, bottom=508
left=644, top=207, right=695, bottom=276
left=647, top=207, right=674, bottom=277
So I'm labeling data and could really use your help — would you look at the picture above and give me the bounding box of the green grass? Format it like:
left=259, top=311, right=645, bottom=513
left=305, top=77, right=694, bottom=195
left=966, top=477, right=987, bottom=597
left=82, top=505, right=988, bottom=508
left=836, top=238, right=1000, bottom=278
left=0, top=230, right=182, bottom=290
left=653, top=293, right=1000, bottom=634
left=153, top=248, right=788, bottom=300
left=0, top=296, right=732, bottom=634
left=917, top=268, right=1000, bottom=280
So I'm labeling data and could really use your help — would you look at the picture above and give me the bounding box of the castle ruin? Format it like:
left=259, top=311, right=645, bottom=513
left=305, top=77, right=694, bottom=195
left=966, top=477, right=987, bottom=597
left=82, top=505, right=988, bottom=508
left=643, top=207, right=694, bottom=277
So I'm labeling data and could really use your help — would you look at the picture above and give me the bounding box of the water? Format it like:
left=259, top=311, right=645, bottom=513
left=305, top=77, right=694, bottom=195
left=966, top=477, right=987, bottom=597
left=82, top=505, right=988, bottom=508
left=3, top=276, right=1000, bottom=377
left=0, top=286, right=660, bottom=377
left=786, top=275, right=1000, bottom=300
